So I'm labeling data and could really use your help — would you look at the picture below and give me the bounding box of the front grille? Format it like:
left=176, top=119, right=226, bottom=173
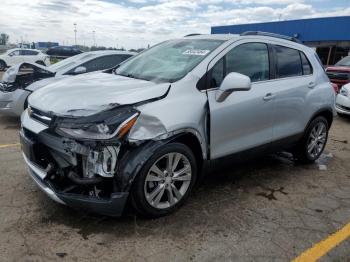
left=336, top=104, right=350, bottom=112
left=327, top=71, right=350, bottom=81
left=29, top=107, right=52, bottom=126
left=0, top=82, right=16, bottom=92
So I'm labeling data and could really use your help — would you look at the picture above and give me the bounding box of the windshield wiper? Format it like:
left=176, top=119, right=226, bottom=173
left=116, top=72, right=139, bottom=79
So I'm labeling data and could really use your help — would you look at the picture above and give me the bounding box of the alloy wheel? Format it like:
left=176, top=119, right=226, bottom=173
left=307, top=122, right=327, bottom=159
left=144, top=152, right=192, bottom=209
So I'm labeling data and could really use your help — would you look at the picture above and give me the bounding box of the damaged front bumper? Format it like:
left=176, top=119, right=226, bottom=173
left=23, top=152, right=128, bottom=216
left=20, top=111, right=130, bottom=217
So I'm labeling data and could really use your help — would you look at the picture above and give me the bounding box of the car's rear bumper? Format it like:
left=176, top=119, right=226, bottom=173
left=22, top=150, right=129, bottom=217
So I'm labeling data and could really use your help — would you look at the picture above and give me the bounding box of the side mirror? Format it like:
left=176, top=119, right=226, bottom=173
left=216, top=72, right=251, bottom=102
left=73, top=66, right=87, bottom=74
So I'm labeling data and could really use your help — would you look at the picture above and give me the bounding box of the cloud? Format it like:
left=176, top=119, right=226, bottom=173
left=0, top=0, right=349, bottom=49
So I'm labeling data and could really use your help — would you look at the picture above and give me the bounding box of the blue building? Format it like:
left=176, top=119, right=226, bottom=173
left=211, top=16, right=350, bottom=65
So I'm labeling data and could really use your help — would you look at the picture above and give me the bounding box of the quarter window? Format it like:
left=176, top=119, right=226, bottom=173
left=300, top=52, right=312, bottom=75
left=275, top=46, right=302, bottom=78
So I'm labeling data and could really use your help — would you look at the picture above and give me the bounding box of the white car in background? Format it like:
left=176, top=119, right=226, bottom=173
left=0, top=48, right=50, bottom=70
left=0, top=50, right=135, bottom=116
left=336, top=83, right=350, bottom=116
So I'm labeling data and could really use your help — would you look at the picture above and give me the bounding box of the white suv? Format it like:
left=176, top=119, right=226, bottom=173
left=0, top=48, right=50, bottom=70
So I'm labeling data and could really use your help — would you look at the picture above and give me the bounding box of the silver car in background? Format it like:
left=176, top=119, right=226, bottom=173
left=0, top=50, right=135, bottom=116
left=20, top=33, right=335, bottom=218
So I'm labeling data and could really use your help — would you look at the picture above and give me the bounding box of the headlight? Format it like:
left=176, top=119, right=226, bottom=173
left=55, top=107, right=139, bottom=140
left=340, top=87, right=348, bottom=97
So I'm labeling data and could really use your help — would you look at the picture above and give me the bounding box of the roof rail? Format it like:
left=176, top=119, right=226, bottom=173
left=184, top=33, right=202, bottom=37
left=240, top=31, right=302, bottom=44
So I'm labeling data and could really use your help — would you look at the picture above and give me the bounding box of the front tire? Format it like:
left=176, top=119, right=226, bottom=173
left=131, top=143, right=197, bottom=218
left=294, top=116, right=329, bottom=163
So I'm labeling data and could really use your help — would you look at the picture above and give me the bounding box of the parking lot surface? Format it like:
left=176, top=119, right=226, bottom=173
left=0, top=82, right=350, bottom=261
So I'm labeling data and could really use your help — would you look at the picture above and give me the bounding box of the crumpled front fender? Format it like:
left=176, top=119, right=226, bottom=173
left=116, top=135, right=184, bottom=192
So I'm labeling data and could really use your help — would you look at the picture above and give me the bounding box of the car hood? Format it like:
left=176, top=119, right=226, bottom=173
left=2, top=62, right=55, bottom=83
left=25, top=75, right=67, bottom=92
left=28, top=72, right=170, bottom=117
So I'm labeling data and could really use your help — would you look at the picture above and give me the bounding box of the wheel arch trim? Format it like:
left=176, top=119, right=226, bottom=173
left=305, top=107, right=334, bottom=131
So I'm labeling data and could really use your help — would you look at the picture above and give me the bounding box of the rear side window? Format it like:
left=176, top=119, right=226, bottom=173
left=22, top=50, right=39, bottom=56
left=300, top=52, right=312, bottom=75
left=275, top=45, right=302, bottom=78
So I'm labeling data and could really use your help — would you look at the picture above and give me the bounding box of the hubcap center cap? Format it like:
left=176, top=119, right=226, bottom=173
left=165, top=177, right=172, bottom=184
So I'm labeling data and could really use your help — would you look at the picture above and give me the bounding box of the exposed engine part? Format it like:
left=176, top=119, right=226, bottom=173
left=84, top=146, right=120, bottom=178
left=89, top=186, right=102, bottom=198
left=45, top=163, right=56, bottom=176
left=49, top=150, right=74, bottom=168
left=63, top=139, right=90, bottom=156
left=67, top=171, right=103, bottom=185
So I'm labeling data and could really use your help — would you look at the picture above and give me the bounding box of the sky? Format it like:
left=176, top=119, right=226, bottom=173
left=0, top=0, right=349, bottom=49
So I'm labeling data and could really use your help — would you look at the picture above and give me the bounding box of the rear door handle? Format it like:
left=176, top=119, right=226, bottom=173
left=308, top=82, right=316, bottom=89
left=263, top=93, right=275, bottom=101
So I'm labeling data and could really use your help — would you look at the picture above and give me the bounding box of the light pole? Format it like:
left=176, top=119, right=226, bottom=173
left=74, top=23, right=77, bottom=46
left=92, top=30, right=96, bottom=47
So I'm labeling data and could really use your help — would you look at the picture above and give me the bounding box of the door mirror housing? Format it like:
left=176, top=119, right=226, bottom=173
left=216, top=72, right=251, bottom=102
left=73, top=66, right=87, bottom=75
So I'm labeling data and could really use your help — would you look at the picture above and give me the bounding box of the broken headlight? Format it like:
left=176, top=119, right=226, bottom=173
left=55, top=107, right=139, bottom=140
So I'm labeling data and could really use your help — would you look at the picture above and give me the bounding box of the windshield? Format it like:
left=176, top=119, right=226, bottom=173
left=335, top=56, right=350, bottom=67
left=115, top=39, right=224, bottom=83
left=48, top=52, right=95, bottom=72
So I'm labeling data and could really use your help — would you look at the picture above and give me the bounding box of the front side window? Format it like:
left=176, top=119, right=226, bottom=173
left=211, top=58, right=224, bottom=88
left=80, top=55, right=132, bottom=73
left=116, top=39, right=224, bottom=83
left=209, top=43, right=270, bottom=88
left=9, top=50, right=20, bottom=56
left=226, top=43, right=269, bottom=82
left=48, top=53, right=95, bottom=73
left=275, top=45, right=302, bottom=78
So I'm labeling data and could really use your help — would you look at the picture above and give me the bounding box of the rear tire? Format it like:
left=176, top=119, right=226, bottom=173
left=131, top=143, right=197, bottom=218
left=0, top=60, right=6, bottom=71
left=293, top=116, right=329, bottom=164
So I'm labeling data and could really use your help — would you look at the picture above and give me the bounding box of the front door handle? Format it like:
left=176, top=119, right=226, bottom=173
left=263, top=93, right=275, bottom=101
